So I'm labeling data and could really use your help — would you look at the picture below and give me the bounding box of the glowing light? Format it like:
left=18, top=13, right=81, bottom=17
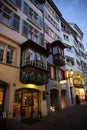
left=25, top=84, right=37, bottom=89
left=50, top=106, right=55, bottom=112
left=75, top=88, right=85, bottom=99
left=59, top=80, right=67, bottom=84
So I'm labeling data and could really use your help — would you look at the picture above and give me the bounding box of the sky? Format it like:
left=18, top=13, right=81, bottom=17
left=53, top=0, right=87, bottom=52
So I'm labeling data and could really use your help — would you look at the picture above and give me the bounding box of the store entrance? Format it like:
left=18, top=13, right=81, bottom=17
left=14, top=89, right=40, bottom=119
left=22, top=91, right=39, bottom=119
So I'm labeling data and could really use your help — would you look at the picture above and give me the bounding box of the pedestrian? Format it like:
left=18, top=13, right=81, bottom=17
left=75, top=95, right=80, bottom=104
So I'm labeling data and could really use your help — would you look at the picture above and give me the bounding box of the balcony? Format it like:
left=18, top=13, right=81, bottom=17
left=20, top=39, right=49, bottom=85
left=20, top=65, right=48, bottom=85
left=53, top=54, right=65, bottom=66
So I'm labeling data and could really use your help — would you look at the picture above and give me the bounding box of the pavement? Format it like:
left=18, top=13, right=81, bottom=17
left=4, top=102, right=87, bottom=130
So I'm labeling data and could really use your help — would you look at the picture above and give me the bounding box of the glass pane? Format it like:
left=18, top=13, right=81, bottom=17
left=33, top=92, right=38, bottom=113
left=0, top=88, right=4, bottom=116
left=0, top=45, right=4, bottom=62
left=13, top=90, right=21, bottom=116
left=23, top=93, right=32, bottom=106
left=6, top=46, right=14, bottom=64
left=0, top=89, right=3, bottom=105
left=22, top=93, right=32, bottom=118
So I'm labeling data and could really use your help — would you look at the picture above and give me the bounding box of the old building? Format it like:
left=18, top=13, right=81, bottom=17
left=0, top=0, right=49, bottom=119
left=0, top=0, right=87, bottom=121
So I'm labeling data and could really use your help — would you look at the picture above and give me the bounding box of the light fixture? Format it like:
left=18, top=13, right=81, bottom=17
left=70, top=69, right=74, bottom=75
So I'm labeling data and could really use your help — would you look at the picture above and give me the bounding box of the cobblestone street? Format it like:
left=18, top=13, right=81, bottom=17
left=7, top=103, right=87, bottom=130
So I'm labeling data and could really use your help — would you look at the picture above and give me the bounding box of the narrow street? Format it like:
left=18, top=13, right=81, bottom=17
left=7, top=103, right=87, bottom=130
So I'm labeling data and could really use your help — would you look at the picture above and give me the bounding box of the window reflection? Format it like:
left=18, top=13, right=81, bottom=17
left=22, top=49, right=47, bottom=70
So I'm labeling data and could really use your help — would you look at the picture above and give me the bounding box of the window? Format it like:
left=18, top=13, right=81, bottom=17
left=22, top=49, right=30, bottom=65
left=0, top=45, right=4, bottom=62
left=10, top=0, right=21, bottom=9
left=45, top=10, right=60, bottom=31
left=51, top=66, right=56, bottom=80
left=33, top=29, right=38, bottom=43
left=6, top=46, right=14, bottom=64
left=22, top=20, right=40, bottom=44
left=67, top=47, right=72, bottom=52
left=22, top=21, right=28, bottom=37
left=0, top=43, right=16, bottom=66
left=13, top=90, right=21, bottom=116
left=0, top=2, right=20, bottom=32
left=63, top=34, right=69, bottom=41
left=22, top=49, right=47, bottom=70
left=23, top=2, right=29, bottom=15
left=42, top=56, right=47, bottom=70
left=23, top=2, right=42, bottom=26
left=48, top=64, right=56, bottom=79
left=29, top=7, right=33, bottom=18
left=53, top=47, right=58, bottom=55
left=34, top=12, right=38, bottom=20
left=58, top=69, right=64, bottom=81
left=13, top=13, right=20, bottom=32
left=0, top=5, right=12, bottom=27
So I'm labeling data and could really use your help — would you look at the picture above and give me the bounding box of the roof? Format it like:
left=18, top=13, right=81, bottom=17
left=69, top=23, right=83, bottom=37
left=47, top=0, right=62, bottom=17
left=50, top=40, right=67, bottom=49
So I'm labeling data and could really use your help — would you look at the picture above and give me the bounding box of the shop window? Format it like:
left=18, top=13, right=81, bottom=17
left=13, top=90, right=21, bottom=116
left=0, top=88, right=4, bottom=116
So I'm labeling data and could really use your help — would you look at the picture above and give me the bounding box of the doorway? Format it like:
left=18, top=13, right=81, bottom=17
left=0, top=81, right=7, bottom=116
left=13, top=88, right=40, bottom=119
left=61, top=89, right=67, bottom=109
left=50, top=89, right=59, bottom=110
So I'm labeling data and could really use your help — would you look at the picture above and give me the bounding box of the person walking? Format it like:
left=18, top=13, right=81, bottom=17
left=75, top=95, right=80, bottom=104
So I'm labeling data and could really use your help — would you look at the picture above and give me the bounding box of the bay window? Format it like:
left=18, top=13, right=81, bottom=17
left=21, top=48, right=47, bottom=70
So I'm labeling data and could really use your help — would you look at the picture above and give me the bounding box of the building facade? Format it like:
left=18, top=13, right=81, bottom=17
left=0, top=0, right=48, bottom=119
left=0, top=0, right=87, bottom=120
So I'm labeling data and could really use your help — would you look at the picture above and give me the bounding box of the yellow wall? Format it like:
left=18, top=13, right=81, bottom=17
left=0, top=35, right=47, bottom=118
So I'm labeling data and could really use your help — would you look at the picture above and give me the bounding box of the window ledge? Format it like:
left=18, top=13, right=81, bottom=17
left=0, top=62, right=19, bottom=68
